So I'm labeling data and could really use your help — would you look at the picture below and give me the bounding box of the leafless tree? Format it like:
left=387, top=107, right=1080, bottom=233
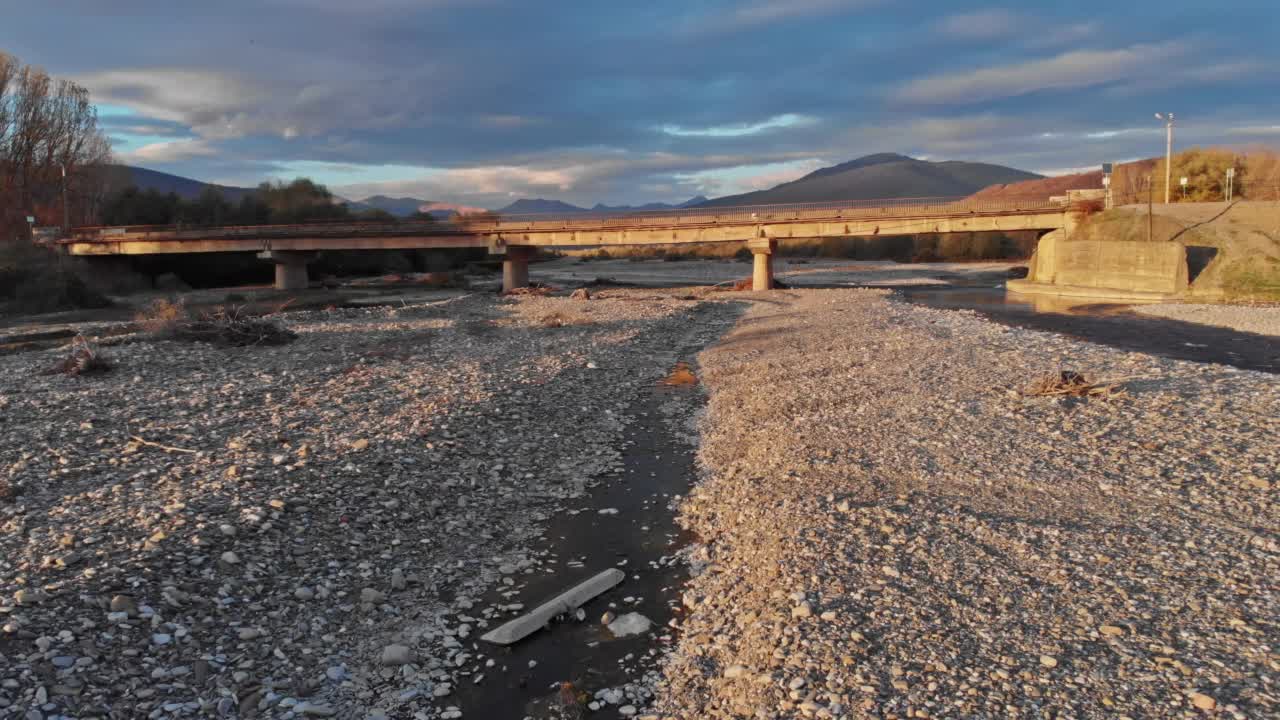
left=0, top=51, right=112, bottom=242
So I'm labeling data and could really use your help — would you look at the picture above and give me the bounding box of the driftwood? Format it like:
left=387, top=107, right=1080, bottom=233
left=1025, top=370, right=1124, bottom=398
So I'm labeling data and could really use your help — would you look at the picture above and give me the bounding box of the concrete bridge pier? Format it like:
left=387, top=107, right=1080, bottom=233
left=748, top=238, right=776, bottom=290
left=501, top=246, right=535, bottom=293
left=257, top=250, right=314, bottom=290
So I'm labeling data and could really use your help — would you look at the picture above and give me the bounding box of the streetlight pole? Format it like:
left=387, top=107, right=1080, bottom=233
left=1155, top=113, right=1174, bottom=204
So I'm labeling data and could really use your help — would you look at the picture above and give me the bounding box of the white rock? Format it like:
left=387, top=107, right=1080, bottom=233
left=607, top=612, right=653, bottom=637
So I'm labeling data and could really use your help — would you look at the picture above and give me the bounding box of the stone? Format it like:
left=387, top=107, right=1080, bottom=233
left=1190, top=693, right=1215, bottom=710
left=109, top=595, right=136, bottom=615
left=724, top=665, right=750, bottom=679
left=791, top=602, right=812, bottom=619
left=220, top=551, right=240, bottom=565
left=1040, top=655, right=1059, bottom=668
left=360, top=588, right=386, bottom=604
left=295, top=587, right=315, bottom=601
left=380, top=644, right=413, bottom=666
left=1099, top=625, right=1125, bottom=637
left=607, top=612, right=652, bottom=637
left=14, top=589, right=48, bottom=605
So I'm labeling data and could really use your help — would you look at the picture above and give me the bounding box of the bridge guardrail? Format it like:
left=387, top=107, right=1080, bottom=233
left=65, top=194, right=1065, bottom=243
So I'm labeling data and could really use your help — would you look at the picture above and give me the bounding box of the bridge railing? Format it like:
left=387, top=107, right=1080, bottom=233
left=65, top=194, right=1065, bottom=242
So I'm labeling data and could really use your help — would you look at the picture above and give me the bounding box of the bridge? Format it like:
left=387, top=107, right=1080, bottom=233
left=60, top=194, right=1084, bottom=291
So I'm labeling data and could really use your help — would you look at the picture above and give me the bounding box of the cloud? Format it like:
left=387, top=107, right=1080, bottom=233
left=118, top=138, right=218, bottom=163
left=661, top=114, right=816, bottom=138
left=329, top=150, right=823, bottom=207
left=75, top=69, right=269, bottom=139
left=895, top=43, right=1185, bottom=105
left=11, top=0, right=1273, bottom=206
left=1228, top=125, right=1280, bottom=137
left=935, top=9, right=1022, bottom=40
left=680, top=0, right=877, bottom=35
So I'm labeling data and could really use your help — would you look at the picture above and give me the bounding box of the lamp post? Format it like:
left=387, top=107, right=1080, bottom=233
left=1154, top=113, right=1174, bottom=204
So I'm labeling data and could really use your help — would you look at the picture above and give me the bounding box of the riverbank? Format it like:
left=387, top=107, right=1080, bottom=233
left=1134, top=302, right=1280, bottom=337
left=657, top=289, right=1277, bottom=719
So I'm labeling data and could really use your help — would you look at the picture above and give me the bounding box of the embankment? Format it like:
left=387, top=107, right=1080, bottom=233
left=1010, top=201, right=1280, bottom=301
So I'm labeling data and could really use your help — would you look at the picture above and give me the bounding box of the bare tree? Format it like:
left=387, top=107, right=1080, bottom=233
left=0, top=51, right=112, bottom=242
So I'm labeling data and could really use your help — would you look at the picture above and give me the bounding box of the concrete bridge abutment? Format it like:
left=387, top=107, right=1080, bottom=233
left=748, top=238, right=776, bottom=290
left=257, top=250, right=314, bottom=290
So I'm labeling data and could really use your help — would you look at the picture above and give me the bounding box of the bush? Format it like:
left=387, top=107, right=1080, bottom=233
left=137, top=300, right=296, bottom=347
left=0, top=244, right=112, bottom=314
left=135, top=298, right=189, bottom=334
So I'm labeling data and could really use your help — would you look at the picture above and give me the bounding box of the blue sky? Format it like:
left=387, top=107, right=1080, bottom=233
left=4, top=0, right=1278, bottom=207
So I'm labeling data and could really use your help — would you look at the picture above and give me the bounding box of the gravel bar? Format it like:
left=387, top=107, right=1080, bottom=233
left=1135, top=303, right=1280, bottom=338
left=0, top=291, right=737, bottom=719
left=655, top=289, right=1277, bottom=719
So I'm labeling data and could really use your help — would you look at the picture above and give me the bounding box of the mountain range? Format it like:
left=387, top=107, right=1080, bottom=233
left=112, top=153, right=1044, bottom=216
left=496, top=196, right=709, bottom=215
left=344, top=196, right=490, bottom=218
left=696, top=153, right=1041, bottom=207
left=106, top=165, right=256, bottom=202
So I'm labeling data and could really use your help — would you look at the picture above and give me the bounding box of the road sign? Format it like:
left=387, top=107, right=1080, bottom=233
left=1226, top=167, right=1235, bottom=178
left=1102, top=163, right=1113, bottom=174
left=1180, top=177, right=1188, bottom=186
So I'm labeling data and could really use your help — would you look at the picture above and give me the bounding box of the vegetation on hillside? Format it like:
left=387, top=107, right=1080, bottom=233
left=1112, top=147, right=1280, bottom=204
left=101, top=178, right=401, bottom=227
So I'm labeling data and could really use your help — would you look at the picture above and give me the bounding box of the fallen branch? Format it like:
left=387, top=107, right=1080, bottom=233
left=129, top=435, right=199, bottom=454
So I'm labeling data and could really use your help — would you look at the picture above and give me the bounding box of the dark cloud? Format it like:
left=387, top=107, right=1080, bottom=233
left=6, top=0, right=1277, bottom=206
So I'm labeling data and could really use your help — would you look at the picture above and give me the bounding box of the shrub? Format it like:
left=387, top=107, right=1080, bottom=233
left=135, top=298, right=189, bottom=335
left=136, top=300, right=296, bottom=346
left=1, top=245, right=111, bottom=314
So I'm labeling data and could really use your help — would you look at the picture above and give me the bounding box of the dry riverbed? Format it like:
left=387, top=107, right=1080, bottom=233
left=0, top=290, right=736, bottom=719
left=2, top=286, right=1276, bottom=720
left=658, top=289, right=1277, bottom=719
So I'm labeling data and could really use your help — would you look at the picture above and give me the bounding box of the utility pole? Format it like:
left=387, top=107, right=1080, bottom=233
left=1155, top=112, right=1174, bottom=204
left=60, top=163, right=70, bottom=234
left=1152, top=175, right=1162, bottom=242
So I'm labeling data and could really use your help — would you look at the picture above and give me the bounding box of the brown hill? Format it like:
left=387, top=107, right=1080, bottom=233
left=969, top=171, right=1104, bottom=199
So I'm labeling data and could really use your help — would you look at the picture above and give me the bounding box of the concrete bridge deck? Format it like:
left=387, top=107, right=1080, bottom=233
left=60, top=195, right=1075, bottom=291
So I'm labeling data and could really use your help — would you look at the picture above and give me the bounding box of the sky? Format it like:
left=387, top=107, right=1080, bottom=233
left=3, top=0, right=1278, bottom=208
